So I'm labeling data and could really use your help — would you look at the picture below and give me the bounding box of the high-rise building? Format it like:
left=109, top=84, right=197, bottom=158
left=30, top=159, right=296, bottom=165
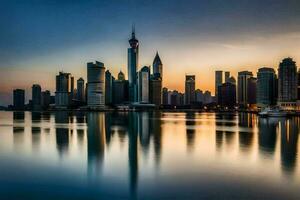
left=105, top=70, right=114, bottom=105
left=203, top=91, right=212, bottom=104
left=32, top=84, right=41, bottom=110
left=225, top=71, right=230, bottom=83
left=247, top=77, right=257, bottom=107
left=77, top=78, right=85, bottom=103
left=298, top=69, right=300, bottom=100
left=257, top=67, right=277, bottom=108
left=41, top=90, right=51, bottom=110
left=153, top=51, right=163, bottom=79
left=13, top=89, right=25, bottom=110
left=113, top=72, right=128, bottom=105
left=87, top=61, right=106, bottom=108
left=185, top=75, right=195, bottom=105
left=150, top=78, right=162, bottom=106
left=162, top=87, right=169, bottom=105
left=215, top=71, right=223, bottom=100
left=55, top=72, right=71, bottom=108
left=70, top=76, right=75, bottom=100
left=238, top=71, right=253, bottom=107
left=128, top=27, right=139, bottom=102
left=218, top=82, right=236, bottom=109
left=278, top=58, right=297, bottom=109
left=138, top=66, right=150, bottom=103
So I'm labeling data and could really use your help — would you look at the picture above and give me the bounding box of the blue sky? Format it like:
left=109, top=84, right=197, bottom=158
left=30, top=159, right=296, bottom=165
left=1, top=0, right=300, bottom=105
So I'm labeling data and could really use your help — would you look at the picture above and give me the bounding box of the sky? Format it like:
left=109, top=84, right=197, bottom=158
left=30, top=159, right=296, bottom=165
left=1, top=0, right=300, bottom=105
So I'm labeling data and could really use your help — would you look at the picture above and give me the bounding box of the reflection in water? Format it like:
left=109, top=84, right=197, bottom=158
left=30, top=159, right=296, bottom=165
left=186, top=112, right=196, bottom=152
left=87, top=113, right=105, bottom=176
left=280, top=118, right=299, bottom=174
left=3, top=111, right=300, bottom=199
left=55, top=112, right=69, bottom=156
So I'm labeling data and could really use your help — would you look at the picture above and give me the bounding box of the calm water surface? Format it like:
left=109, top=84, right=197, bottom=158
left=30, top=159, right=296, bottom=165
left=0, top=111, right=300, bottom=199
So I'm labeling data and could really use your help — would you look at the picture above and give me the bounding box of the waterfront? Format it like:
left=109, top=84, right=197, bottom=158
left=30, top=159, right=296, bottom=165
left=1, top=111, right=300, bottom=199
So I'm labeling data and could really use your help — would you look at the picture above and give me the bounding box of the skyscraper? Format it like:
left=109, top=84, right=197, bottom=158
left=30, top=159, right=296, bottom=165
left=153, top=51, right=163, bottom=79
left=77, top=78, right=85, bottom=103
left=41, top=90, right=51, bottom=110
left=185, top=75, right=195, bottom=105
left=162, top=87, right=169, bottom=105
left=32, top=84, right=41, bottom=110
left=257, top=67, right=277, bottom=108
left=128, top=27, right=139, bottom=102
left=225, top=71, right=230, bottom=83
left=238, top=71, right=253, bottom=107
left=113, top=71, right=128, bottom=104
left=278, top=58, right=297, bottom=109
left=13, top=89, right=25, bottom=110
left=215, top=71, right=223, bottom=100
left=247, top=77, right=257, bottom=108
left=218, top=82, right=236, bottom=109
left=87, top=61, right=106, bottom=109
left=55, top=72, right=71, bottom=108
left=105, top=70, right=114, bottom=105
left=138, top=66, right=150, bottom=103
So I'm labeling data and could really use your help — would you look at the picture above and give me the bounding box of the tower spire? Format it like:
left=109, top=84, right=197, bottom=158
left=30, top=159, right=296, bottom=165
left=132, top=24, right=135, bottom=38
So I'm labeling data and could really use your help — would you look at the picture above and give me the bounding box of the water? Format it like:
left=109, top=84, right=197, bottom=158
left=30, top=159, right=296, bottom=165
left=0, top=111, right=300, bottom=199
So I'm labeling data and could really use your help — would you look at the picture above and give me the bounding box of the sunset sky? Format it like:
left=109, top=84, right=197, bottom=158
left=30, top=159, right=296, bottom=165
left=1, top=0, right=300, bottom=105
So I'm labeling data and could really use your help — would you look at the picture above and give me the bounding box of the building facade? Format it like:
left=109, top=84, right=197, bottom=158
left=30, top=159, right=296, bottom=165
left=257, top=67, right=277, bottom=108
left=32, top=84, right=42, bottom=110
left=278, top=58, right=297, bottom=109
left=215, top=71, right=223, bottom=100
left=247, top=77, right=257, bottom=108
left=138, top=66, right=150, bottom=103
left=238, top=71, right=253, bottom=107
left=105, top=70, right=114, bottom=105
left=77, top=78, right=85, bottom=103
left=218, top=82, right=236, bottom=109
left=87, top=61, right=106, bottom=108
left=13, top=89, right=25, bottom=110
left=185, top=75, right=195, bottom=105
left=55, top=72, right=71, bottom=108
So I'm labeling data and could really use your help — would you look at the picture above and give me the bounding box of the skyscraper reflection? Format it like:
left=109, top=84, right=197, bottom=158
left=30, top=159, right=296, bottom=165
left=86, top=112, right=105, bottom=176
left=280, top=118, right=299, bottom=175
left=238, top=113, right=255, bottom=153
left=258, top=118, right=277, bottom=156
left=55, top=111, right=69, bottom=156
left=185, top=112, right=196, bottom=152
left=13, top=111, right=25, bottom=134
left=138, top=112, right=150, bottom=155
left=150, top=111, right=162, bottom=164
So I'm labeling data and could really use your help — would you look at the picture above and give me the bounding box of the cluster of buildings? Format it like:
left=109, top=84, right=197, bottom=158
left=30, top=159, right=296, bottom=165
left=215, top=57, right=300, bottom=111
left=10, top=28, right=300, bottom=111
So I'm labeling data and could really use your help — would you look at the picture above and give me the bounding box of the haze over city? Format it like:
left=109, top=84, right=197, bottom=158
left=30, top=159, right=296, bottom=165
left=1, top=0, right=300, bottom=105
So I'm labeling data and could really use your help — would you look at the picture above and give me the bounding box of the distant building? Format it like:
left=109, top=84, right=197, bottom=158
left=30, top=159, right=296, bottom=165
left=225, top=71, right=230, bottom=83
left=257, top=67, right=277, bottom=108
left=218, top=82, right=236, bottom=109
left=195, top=89, right=204, bottom=103
left=170, top=90, right=182, bottom=106
left=113, top=71, right=128, bottom=104
left=105, top=70, right=114, bottom=105
left=238, top=71, right=253, bottom=108
left=32, top=84, right=42, bottom=110
left=87, top=61, right=106, bottom=108
left=13, top=89, right=25, bottom=110
left=203, top=91, right=212, bottom=104
left=41, top=90, right=51, bottom=110
left=247, top=77, right=257, bottom=108
left=138, top=66, right=150, bottom=103
left=185, top=75, right=195, bottom=105
left=77, top=78, right=85, bottom=103
left=70, top=76, right=75, bottom=100
left=278, top=58, right=297, bottom=110
left=215, top=71, right=223, bottom=101
left=128, top=27, right=139, bottom=102
left=55, top=72, right=71, bottom=108
left=162, top=87, right=169, bottom=105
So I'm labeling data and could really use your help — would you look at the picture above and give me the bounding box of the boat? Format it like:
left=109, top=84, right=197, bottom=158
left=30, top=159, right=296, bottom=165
left=258, top=107, right=287, bottom=117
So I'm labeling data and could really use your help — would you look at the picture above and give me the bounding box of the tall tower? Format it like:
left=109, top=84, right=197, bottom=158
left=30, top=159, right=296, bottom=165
left=215, top=71, right=223, bottom=100
left=128, top=26, right=139, bottom=102
left=153, top=51, right=163, bottom=78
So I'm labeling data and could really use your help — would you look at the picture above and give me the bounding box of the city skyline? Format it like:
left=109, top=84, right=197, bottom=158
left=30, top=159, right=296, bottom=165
left=2, top=0, right=300, bottom=105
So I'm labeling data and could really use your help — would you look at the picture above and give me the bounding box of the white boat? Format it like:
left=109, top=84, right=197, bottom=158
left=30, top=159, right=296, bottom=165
left=258, top=107, right=287, bottom=117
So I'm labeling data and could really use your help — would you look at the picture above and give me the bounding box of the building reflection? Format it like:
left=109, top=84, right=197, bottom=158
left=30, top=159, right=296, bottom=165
left=150, top=111, right=162, bottom=164
left=186, top=112, right=196, bottom=152
left=13, top=111, right=25, bottom=134
left=138, top=112, right=150, bottom=155
left=279, top=118, right=299, bottom=175
left=238, top=113, right=255, bottom=153
left=86, top=112, right=105, bottom=176
left=55, top=111, right=69, bottom=156
left=215, top=113, right=236, bottom=150
left=258, top=118, right=277, bottom=156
